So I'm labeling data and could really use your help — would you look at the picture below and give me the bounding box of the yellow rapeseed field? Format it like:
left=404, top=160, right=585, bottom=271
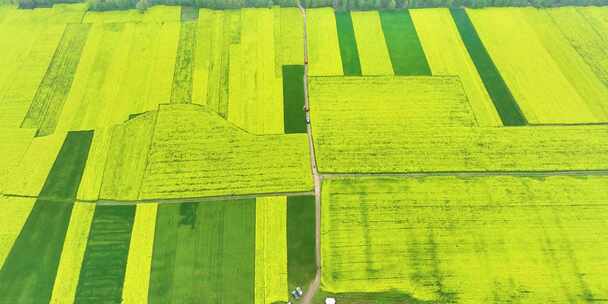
left=228, top=9, right=284, bottom=134
left=520, top=8, right=608, bottom=122
left=307, top=8, right=343, bottom=76
left=467, top=8, right=598, bottom=124
left=255, top=196, right=288, bottom=304
left=99, top=112, right=156, bottom=201
left=138, top=104, right=312, bottom=199
left=122, top=203, right=158, bottom=303
left=350, top=11, right=393, bottom=76
left=309, top=76, right=478, bottom=129
left=322, top=176, right=608, bottom=302
left=55, top=18, right=179, bottom=133
left=0, top=128, right=35, bottom=194
left=547, top=7, right=608, bottom=89
left=77, top=128, right=113, bottom=201
left=277, top=8, right=304, bottom=68
left=50, top=202, right=95, bottom=304
left=2, top=132, right=66, bottom=197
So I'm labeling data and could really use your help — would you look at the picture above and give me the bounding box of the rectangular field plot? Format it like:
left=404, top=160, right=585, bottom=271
left=321, top=176, right=608, bottom=303
left=379, top=10, right=430, bottom=76
left=309, top=76, right=478, bottom=129
left=351, top=11, right=393, bottom=76
left=307, top=8, right=343, bottom=76
left=255, top=196, right=288, bottom=304
left=335, top=12, right=362, bottom=76
left=149, top=199, right=255, bottom=303
left=467, top=8, right=608, bottom=124
left=313, top=124, right=608, bottom=173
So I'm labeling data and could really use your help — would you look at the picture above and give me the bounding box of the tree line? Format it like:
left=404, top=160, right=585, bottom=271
left=12, top=0, right=608, bottom=14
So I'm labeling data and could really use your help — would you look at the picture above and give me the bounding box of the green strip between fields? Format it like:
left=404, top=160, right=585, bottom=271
left=335, top=11, right=362, bottom=76
left=74, top=205, right=136, bottom=303
left=149, top=199, right=256, bottom=303
left=283, top=65, right=306, bottom=134
left=21, top=24, right=91, bottom=137
left=379, top=10, right=431, bottom=76
left=0, top=131, right=94, bottom=303
left=170, top=21, right=197, bottom=104
left=450, top=8, right=527, bottom=126
left=39, top=130, right=95, bottom=201
left=287, top=195, right=316, bottom=291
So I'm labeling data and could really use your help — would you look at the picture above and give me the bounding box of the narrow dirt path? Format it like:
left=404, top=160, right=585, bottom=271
left=297, top=2, right=323, bottom=304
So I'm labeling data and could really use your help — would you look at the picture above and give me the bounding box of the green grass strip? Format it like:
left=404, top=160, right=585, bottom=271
left=0, top=131, right=94, bottom=303
left=379, top=10, right=431, bottom=76
left=170, top=21, right=197, bottom=104
left=39, top=130, right=95, bottom=201
left=283, top=65, right=306, bottom=134
left=74, top=205, right=136, bottom=303
left=287, top=195, right=316, bottom=291
left=335, top=11, right=362, bottom=76
left=21, top=24, right=91, bottom=137
left=149, top=199, right=256, bottom=303
left=450, top=8, right=527, bottom=126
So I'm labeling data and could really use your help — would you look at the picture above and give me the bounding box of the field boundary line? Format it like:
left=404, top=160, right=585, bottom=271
left=1, top=191, right=315, bottom=205
left=320, top=169, right=608, bottom=179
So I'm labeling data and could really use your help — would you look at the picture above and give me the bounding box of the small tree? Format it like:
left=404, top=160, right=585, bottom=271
left=136, top=0, right=149, bottom=12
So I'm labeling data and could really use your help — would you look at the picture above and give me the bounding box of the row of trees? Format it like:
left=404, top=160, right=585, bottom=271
left=15, top=0, right=608, bottom=12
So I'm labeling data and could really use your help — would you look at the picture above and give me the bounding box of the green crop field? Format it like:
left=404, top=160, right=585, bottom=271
left=0, top=3, right=607, bottom=303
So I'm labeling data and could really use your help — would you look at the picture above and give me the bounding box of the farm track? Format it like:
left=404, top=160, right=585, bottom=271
left=298, top=2, right=323, bottom=304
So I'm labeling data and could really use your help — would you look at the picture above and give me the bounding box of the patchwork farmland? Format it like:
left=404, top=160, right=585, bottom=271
left=0, top=2, right=607, bottom=304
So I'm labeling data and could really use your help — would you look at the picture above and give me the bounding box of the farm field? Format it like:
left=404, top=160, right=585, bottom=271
left=321, top=176, right=608, bottom=303
left=467, top=7, right=608, bottom=124
left=411, top=8, right=502, bottom=127
left=0, top=3, right=607, bottom=303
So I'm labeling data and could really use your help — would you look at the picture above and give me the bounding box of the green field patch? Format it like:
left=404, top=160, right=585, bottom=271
left=287, top=195, right=316, bottom=291
left=282, top=65, right=306, bottom=134
left=0, top=131, right=93, bottom=302
left=39, top=130, right=94, bottom=201
left=74, top=205, right=135, bottom=303
left=379, top=10, right=430, bottom=75
left=170, top=21, right=197, bottom=104
left=335, top=11, right=362, bottom=76
left=149, top=199, right=256, bottom=303
left=450, top=8, right=526, bottom=126
left=21, top=23, right=91, bottom=136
